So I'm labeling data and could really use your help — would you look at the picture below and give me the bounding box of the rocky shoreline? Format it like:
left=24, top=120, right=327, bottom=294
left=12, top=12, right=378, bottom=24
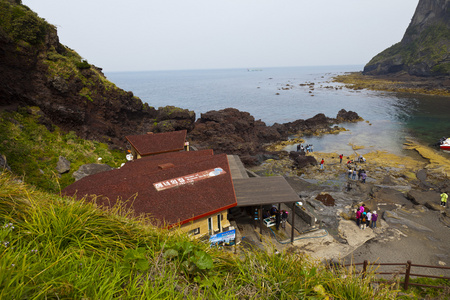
left=187, top=108, right=361, bottom=166
left=333, top=72, right=450, bottom=97
left=249, top=136, right=450, bottom=272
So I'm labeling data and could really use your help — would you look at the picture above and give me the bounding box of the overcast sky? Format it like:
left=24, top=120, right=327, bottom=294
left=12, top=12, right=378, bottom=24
left=24, top=0, right=419, bottom=72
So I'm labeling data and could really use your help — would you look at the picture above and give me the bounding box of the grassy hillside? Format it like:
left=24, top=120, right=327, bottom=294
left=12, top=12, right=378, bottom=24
left=0, top=172, right=403, bottom=299
left=0, top=108, right=125, bottom=192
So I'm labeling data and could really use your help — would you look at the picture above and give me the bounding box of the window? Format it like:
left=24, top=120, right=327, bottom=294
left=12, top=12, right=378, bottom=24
left=189, top=227, right=200, bottom=235
left=208, top=217, right=213, bottom=235
left=217, top=214, right=221, bottom=232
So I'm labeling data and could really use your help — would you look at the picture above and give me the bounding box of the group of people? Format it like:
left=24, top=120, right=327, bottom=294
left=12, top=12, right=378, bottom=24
left=355, top=204, right=378, bottom=229
left=347, top=167, right=367, bottom=183
left=263, top=206, right=289, bottom=229
left=296, top=144, right=314, bottom=153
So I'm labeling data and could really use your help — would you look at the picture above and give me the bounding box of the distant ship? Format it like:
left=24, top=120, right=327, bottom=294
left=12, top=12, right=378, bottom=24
left=247, top=68, right=263, bottom=72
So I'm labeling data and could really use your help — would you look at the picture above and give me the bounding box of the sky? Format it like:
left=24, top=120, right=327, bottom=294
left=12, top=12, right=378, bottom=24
left=24, top=0, right=419, bottom=73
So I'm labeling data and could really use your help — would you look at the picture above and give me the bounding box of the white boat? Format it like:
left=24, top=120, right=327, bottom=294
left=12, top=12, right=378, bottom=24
left=440, top=137, right=450, bottom=150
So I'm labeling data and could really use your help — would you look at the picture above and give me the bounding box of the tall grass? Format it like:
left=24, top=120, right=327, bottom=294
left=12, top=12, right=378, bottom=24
left=0, top=172, right=401, bottom=299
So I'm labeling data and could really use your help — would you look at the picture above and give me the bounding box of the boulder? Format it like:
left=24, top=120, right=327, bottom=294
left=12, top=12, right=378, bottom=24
left=73, top=164, right=114, bottom=181
left=372, top=187, right=411, bottom=207
left=56, top=156, right=71, bottom=174
left=289, top=151, right=318, bottom=169
left=383, top=210, right=433, bottom=232
left=406, top=190, right=440, bottom=206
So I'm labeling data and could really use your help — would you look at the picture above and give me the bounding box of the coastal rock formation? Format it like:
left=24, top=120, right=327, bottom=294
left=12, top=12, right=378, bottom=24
left=188, top=108, right=361, bottom=166
left=187, top=108, right=281, bottom=165
left=0, top=1, right=195, bottom=149
left=363, top=0, right=450, bottom=77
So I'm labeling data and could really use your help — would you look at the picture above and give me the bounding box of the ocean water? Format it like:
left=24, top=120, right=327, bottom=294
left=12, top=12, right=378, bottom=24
left=106, top=66, right=450, bottom=156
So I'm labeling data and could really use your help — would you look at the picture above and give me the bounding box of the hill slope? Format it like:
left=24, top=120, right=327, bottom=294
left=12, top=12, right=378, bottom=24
left=363, top=0, right=450, bottom=77
left=0, top=0, right=195, bottom=149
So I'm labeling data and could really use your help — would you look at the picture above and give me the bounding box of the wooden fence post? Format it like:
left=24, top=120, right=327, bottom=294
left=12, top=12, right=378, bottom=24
left=404, top=260, right=412, bottom=290
left=362, top=260, right=368, bottom=279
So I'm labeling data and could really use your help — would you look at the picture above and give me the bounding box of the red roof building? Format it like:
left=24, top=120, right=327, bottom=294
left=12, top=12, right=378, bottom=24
left=126, top=130, right=188, bottom=159
left=62, top=151, right=237, bottom=236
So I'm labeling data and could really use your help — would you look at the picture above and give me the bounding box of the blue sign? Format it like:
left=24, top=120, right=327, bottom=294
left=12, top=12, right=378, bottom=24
left=209, top=229, right=236, bottom=246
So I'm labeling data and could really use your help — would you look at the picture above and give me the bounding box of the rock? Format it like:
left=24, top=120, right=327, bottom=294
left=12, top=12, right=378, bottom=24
left=336, top=109, right=361, bottom=122
left=73, top=164, right=114, bottom=181
left=382, top=210, right=433, bottom=232
left=406, top=189, right=440, bottom=206
left=289, top=151, right=318, bottom=169
left=372, top=187, right=412, bottom=208
left=188, top=108, right=361, bottom=166
left=56, top=156, right=71, bottom=174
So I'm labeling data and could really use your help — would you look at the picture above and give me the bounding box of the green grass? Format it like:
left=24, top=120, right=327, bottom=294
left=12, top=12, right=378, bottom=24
left=0, top=108, right=125, bottom=192
left=0, top=172, right=404, bottom=299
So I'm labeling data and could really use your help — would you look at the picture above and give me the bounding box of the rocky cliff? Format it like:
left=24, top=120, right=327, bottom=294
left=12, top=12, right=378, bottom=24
left=363, top=0, right=450, bottom=77
left=0, top=0, right=195, bottom=149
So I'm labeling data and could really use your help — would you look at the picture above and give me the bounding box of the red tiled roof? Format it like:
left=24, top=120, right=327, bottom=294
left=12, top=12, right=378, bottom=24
left=119, top=149, right=214, bottom=174
left=62, top=152, right=237, bottom=228
left=125, top=130, right=187, bottom=156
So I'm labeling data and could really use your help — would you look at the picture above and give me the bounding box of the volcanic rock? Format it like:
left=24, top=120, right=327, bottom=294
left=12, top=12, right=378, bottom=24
left=73, top=164, right=114, bottom=181
left=56, top=156, right=71, bottom=174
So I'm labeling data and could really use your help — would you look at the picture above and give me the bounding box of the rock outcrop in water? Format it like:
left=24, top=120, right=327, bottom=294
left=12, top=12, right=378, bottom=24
left=363, top=0, right=450, bottom=77
left=188, top=108, right=361, bottom=165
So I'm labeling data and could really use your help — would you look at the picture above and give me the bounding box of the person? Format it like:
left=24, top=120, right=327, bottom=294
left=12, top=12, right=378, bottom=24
left=361, top=171, right=367, bottom=183
left=320, top=158, right=324, bottom=170
left=348, top=168, right=352, bottom=179
left=339, top=154, right=343, bottom=163
left=371, top=211, right=378, bottom=228
left=310, top=144, right=314, bottom=152
left=366, top=210, right=372, bottom=228
left=352, top=169, right=357, bottom=180
left=296, top=144, right=300, bottom=152
left=281, top=210, right=288, bottom=228
left=305, top=145, right=310, bottom=154
left=270, top=205, right=278, bottom=216
left=356, top=209, right=361, bottom=227
left=441, top=191, right=448, bottom=207
left=359, top=204, right=365, bottom=214
left=361, top=212, right=367, bottom=230
left=275, top=211, right=281, bottom=230
left=358, top=169, right=362, bottom=181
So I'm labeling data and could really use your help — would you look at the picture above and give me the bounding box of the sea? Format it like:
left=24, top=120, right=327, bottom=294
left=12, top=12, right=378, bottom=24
left=106, top=65, right=450, bottom=157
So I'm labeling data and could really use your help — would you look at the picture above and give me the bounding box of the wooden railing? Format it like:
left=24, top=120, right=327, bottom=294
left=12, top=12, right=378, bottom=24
left=340, top=260, right=450, bottom=291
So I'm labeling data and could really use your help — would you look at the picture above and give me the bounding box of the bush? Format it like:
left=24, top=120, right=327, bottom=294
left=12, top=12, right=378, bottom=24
left=75, top=59, right=91, bottom=70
